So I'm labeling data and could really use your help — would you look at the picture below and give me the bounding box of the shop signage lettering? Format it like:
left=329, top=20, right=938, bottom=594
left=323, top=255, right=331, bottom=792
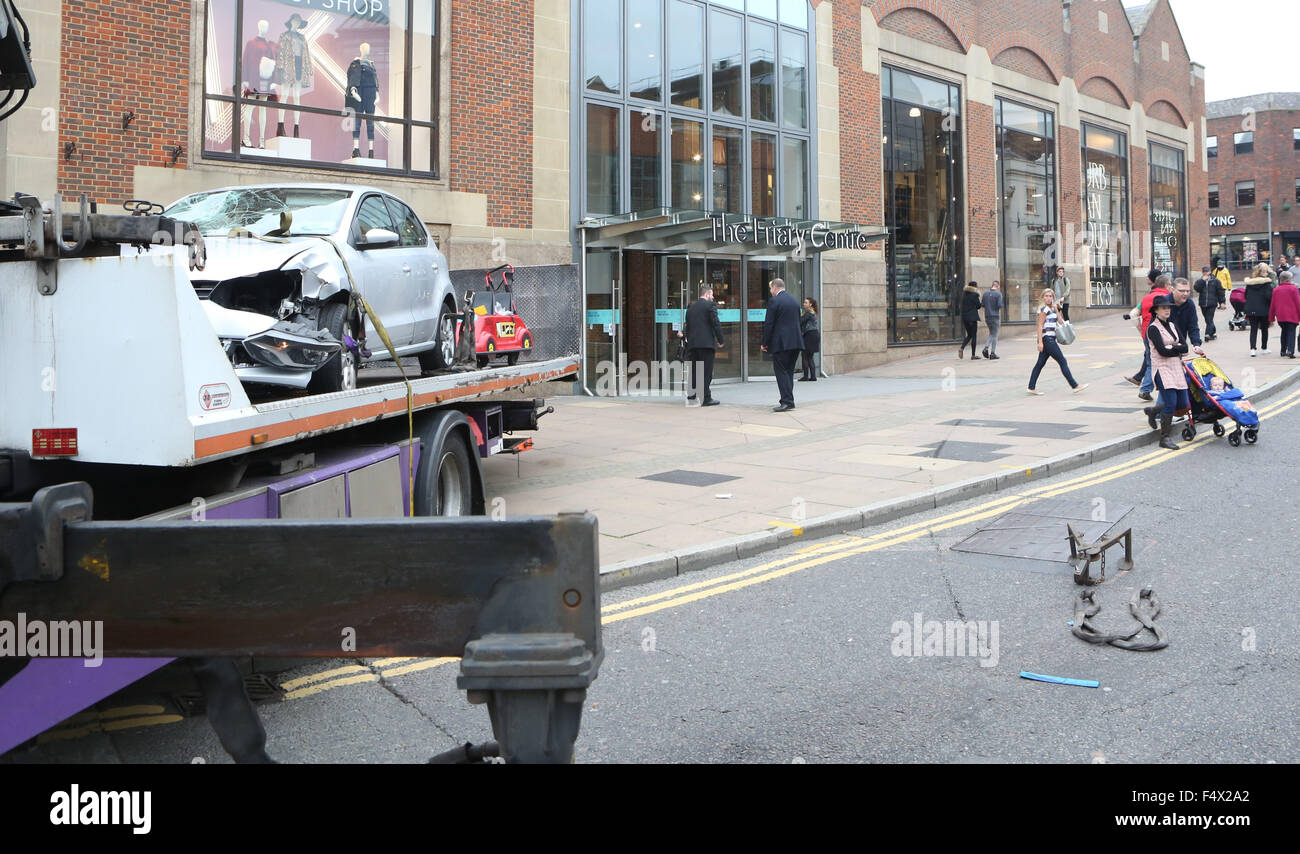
left=1210, top=215, right=1237, bottom=227
left=1152, top=209, right=1180, bottom=247
left=268, top=0, right=389, bottom=24
left=709, top=215, right=874, bottom=251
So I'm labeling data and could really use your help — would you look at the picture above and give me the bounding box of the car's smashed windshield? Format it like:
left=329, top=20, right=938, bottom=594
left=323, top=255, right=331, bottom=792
left=164, top=188, right=350, bottom=236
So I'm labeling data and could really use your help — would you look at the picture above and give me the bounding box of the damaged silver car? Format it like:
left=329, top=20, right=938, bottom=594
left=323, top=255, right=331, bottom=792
left=164, top=184, right=458, bottom=392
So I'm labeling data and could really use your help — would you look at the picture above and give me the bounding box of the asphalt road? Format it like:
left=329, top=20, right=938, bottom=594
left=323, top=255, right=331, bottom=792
left=8, top=389, right=1299, bottom=764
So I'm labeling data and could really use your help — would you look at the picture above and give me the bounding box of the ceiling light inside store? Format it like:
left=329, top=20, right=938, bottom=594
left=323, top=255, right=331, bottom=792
left=909, top=107, right=921, bottom=118
left=1032, top=136, right=1041, bottom=142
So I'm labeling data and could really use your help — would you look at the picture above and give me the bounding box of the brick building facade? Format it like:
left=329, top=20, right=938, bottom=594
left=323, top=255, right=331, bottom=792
left=0, top=0, right=1208, bottom=382
left=1205, top=93, right=1300, bottom=276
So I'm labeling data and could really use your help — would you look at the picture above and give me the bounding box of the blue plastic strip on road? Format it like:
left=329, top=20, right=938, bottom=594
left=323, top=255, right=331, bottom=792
left=1019, top=671, right=1100, bottom=688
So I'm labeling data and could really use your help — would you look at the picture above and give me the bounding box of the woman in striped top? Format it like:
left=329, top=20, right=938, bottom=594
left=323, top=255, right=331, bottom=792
left=1027, top=289, right=1088, bottom=395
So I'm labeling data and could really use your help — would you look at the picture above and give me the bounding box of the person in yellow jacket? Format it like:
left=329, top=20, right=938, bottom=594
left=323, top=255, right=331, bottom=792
left=1212, top=256, right=1233, bottom=297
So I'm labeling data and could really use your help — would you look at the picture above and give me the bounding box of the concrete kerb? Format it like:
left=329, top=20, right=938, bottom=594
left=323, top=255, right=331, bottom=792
left=597, top=365, right=1300, bottom=594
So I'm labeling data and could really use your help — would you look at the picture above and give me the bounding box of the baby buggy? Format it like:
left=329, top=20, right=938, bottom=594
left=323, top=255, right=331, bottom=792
left=1183, top=356, right=1259, bottom=446
left=1227, top=286, right=1247, bottom=332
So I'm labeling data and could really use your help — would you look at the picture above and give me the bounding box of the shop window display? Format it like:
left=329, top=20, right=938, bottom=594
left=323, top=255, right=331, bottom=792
left=203, top=0, right=437, bottom=175
left=996, top=98, right=1056, bottom=324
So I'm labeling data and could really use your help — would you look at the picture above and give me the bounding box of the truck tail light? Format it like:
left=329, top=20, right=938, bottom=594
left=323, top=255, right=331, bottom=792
left=33, top=428, right=79, bottom=456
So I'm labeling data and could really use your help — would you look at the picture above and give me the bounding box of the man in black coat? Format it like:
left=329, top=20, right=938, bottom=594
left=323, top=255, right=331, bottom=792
left=761, top=278, right=803, bottom=412
left=682, top=285, right=725, bottom=406
left=1193, top=265, right=1225, bottom=340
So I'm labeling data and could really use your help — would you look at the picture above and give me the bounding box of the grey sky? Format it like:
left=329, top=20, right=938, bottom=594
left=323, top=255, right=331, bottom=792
left=1165, top=0, right=1297, bottom=103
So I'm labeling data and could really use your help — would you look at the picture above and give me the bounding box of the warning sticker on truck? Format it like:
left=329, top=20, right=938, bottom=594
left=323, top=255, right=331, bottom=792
left=199, top=384, right=232, bottom=411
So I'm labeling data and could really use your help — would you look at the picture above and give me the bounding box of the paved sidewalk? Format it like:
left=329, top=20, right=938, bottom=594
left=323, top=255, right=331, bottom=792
left=481, top=315, right=1297, bottom=575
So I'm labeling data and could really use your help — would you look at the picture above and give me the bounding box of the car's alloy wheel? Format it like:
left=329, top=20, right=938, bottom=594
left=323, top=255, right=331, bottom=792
left=419, top=306, right=458, bottom=372
left=308, top=302, right=357, bottom=394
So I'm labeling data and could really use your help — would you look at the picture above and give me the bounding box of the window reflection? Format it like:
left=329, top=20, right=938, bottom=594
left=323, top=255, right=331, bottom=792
left=781, top=136, right=806, bottom=218
left=671, top=117, right=705, bottom=208
left=670, top=0, right=703, bottom=109
left=1149, top=143, right=1186, bottom=278
left=1081, top=124, right=1130, bottom=307
left=781, top=30, right=807, bottom=129
left=587, top=103, right=620, bottom=215
left=996, top=98, right=1056, bottom=324
left=627, top=0, right=661, bottom=101
left=749, top=20, right=776, bottom=123
left=752, top=132, right=776, bottom=216
left=884, top=68, right=965, bottom=343
left=710, top=9, right=743, bottom=116
left=584, top=0, right=620, bottom=95
left=712, top=125, right=744, bottom=212
left=630, top=111, right=662, bottom=211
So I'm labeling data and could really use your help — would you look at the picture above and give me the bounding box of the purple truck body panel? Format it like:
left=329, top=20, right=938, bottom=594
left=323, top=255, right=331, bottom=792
left=0, top=441, right=420, bottom=754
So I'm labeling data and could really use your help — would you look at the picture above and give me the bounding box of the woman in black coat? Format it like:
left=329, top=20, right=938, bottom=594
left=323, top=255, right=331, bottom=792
left=799, top=298, right=820, bottom=381
left=959, top=281, right=982, bottom=359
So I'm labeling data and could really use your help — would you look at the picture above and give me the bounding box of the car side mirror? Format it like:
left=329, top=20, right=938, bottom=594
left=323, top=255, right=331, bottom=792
left=360, top=228, right=399, bottom=248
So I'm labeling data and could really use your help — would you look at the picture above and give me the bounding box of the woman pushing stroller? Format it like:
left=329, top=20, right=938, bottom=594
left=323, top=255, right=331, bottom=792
left=1144, top=293, right=1204, bottom=450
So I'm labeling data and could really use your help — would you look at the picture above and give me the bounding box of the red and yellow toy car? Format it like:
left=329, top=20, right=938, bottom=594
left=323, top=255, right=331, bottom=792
left=465, top=264, right=533, bottom=368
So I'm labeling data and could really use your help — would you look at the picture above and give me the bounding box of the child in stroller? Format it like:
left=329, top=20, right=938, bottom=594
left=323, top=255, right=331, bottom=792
left=1228, top=286, right=1247, bottom=331
left=1183, top=356, right=1260, bottom=446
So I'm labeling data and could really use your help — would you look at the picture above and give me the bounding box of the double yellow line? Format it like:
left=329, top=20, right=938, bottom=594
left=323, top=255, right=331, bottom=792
left=602, top=384, right=1300, bottom=624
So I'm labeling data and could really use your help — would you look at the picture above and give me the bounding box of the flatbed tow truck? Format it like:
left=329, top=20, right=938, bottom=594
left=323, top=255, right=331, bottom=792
left=0, top=194, right=601, bottom=763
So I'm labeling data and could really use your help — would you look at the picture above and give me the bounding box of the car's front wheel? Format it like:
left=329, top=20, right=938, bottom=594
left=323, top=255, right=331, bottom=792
left=418, top=305, right=457, bottom=372
left=308, top=302, right=357, bottom=394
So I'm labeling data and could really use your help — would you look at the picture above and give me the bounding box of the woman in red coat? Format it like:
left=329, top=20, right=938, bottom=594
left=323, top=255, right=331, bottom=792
left=1268, top=271, right=1300, bottom=358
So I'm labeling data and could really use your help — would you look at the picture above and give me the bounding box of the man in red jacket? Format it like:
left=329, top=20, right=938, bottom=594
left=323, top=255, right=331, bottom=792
left=1268, top=270, right=1300, bottom=358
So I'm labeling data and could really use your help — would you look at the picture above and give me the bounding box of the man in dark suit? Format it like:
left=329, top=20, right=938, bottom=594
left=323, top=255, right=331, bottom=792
left=761, top=278, right=803, bottom=412
left=683, top=285, right=725, bottom=406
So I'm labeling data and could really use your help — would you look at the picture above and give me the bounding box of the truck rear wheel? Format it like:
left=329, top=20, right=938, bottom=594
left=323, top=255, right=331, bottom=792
left=413, top=416, right=478, bottom=517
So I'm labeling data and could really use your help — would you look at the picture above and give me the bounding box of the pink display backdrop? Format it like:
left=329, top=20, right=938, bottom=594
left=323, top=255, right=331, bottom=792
left=205, top=0, right=399, bottom=164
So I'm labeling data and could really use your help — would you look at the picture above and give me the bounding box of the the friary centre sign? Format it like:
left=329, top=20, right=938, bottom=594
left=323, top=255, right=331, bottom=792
left=710, top=215, right=877, bottom=251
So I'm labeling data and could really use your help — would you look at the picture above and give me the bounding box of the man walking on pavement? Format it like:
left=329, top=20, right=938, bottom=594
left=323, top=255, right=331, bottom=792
left=1194, top=264, right=1225, bottom=340
left=761, top=278, right=803, bottom=412
left=982, top=280, right=1003, bottom=359
left=682, top=285, right=725, bottom=406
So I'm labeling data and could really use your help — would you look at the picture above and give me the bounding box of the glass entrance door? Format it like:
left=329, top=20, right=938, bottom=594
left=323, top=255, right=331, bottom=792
left=655, top=255, right=692, bottom=395
left=745, top=259, right=805, bottom=378
left=585, top=248, right=623, bottom=395
left=707, top=258, right=743, bottom=382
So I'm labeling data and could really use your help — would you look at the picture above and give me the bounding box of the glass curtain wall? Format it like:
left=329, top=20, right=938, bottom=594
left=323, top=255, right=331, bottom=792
left=996, top=98, right=1056, bottom=324
left=883, top=66, right=965, bottom=344
left=1081, top=123, right=1131, bottom=308
left=1149, top=142, right=1187, bottom=278
left=580, top=0, right=811, bottom=218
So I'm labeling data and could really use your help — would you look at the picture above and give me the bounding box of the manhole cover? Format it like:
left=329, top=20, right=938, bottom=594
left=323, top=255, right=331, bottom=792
left=952, top=497, right=1133, bottom=563
left=640, top=469, right=740, bottom=487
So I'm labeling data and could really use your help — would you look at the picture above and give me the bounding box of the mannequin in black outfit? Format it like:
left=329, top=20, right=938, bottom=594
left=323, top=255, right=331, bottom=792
left=346, top=42, right=380, bottom=158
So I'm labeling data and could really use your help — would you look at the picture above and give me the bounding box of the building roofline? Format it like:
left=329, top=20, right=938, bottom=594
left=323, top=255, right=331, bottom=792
left=1206, top=92, right=1300, bottom=119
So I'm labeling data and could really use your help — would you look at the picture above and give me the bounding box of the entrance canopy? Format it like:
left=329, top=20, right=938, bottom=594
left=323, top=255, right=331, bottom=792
left=581, top=209, right=888, bottom=256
